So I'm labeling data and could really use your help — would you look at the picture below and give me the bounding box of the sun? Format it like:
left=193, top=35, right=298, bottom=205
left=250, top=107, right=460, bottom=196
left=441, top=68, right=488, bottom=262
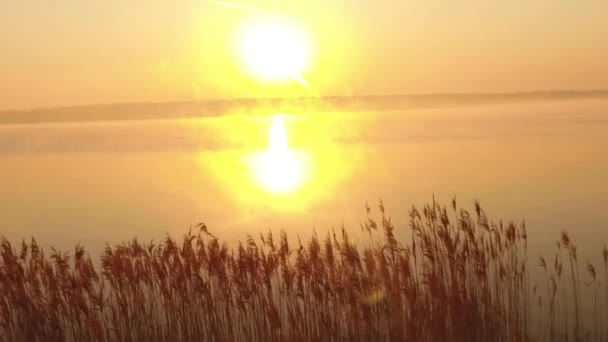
left=248, top=115, right=309, bottom=194
left=237, top=19, right=312, bottom=86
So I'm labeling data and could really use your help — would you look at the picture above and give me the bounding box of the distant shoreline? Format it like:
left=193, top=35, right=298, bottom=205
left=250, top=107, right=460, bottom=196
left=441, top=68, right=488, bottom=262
left=1, top=89, right=607, bottom=125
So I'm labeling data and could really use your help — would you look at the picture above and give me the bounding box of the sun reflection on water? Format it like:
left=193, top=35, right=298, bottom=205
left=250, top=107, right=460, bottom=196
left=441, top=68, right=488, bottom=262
left=197, top=112, right=356, bottom=212
left=247, top=114, right=311, bottom=194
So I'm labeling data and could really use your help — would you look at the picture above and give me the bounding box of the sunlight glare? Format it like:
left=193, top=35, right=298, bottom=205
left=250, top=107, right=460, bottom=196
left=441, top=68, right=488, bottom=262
left=250, top=115, right=307, bottom=194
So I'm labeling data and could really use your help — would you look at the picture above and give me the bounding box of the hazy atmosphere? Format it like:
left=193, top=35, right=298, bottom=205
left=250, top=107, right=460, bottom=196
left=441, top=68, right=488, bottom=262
left=1, top=1, right=607, bottom=341
left=2, top=1, right=608, bottom=110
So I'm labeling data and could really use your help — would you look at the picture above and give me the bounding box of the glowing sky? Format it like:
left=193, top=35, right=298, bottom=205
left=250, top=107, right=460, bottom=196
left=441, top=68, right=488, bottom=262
left=1, top=1, right=607, bottom=110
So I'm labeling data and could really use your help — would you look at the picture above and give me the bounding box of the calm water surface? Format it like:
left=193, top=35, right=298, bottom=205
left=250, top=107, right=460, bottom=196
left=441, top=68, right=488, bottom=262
left=1, top=99, right=607, bottom=263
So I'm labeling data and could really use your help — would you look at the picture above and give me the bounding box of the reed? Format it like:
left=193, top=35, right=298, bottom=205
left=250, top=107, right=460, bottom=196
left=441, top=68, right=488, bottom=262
left=0, top=200, right=606, bottom=341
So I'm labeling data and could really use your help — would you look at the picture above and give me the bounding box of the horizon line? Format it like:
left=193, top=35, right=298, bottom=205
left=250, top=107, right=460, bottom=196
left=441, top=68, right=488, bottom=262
left=1, top=89, right=607, bottom=125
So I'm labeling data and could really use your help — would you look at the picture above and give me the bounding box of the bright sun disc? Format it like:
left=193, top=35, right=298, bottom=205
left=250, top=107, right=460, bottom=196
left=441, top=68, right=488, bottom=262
left=237, top=19, right=311, bottom=81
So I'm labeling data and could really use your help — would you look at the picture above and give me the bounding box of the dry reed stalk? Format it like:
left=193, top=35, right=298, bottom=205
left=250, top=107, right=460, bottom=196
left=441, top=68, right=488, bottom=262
left=0, top=200, right=606, bottom=341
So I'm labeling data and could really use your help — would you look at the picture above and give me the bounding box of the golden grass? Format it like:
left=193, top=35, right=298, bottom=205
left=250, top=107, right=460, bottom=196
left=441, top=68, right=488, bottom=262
left=0, top=199, right=606, bottom=341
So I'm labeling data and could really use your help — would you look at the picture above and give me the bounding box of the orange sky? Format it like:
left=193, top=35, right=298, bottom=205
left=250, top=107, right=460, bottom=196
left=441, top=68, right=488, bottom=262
left=1, top=1, right=607, bottom=110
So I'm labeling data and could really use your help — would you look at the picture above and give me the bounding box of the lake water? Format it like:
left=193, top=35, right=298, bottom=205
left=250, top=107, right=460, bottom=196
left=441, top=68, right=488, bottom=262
left=1, top=99, right=607, bottom=265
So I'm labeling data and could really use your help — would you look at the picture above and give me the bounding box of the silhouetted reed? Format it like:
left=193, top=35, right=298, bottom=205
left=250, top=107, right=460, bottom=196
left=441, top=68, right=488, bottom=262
left=0, top=200, right=606, bottom=341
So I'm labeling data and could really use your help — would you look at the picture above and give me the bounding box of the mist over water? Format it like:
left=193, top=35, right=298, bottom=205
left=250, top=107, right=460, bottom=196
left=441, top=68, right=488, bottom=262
left=1, top=99, right=607, bottom=266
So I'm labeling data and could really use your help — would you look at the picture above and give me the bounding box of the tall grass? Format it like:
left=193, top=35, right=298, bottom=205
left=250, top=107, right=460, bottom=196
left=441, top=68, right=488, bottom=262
left=0, top=199, right=606, bottom=341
